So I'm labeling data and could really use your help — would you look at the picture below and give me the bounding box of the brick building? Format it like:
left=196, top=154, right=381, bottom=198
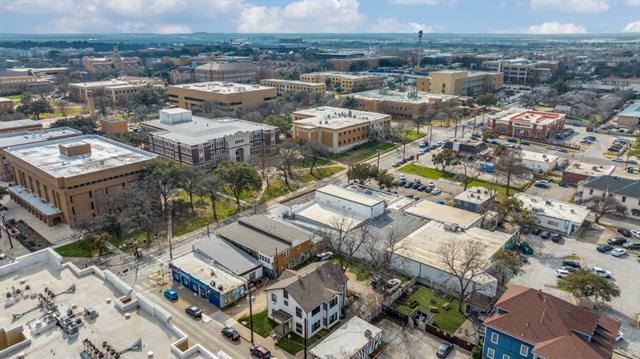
left=167, top=81, right=277, bottom=112
left=487, top=108, right=566, bottom=140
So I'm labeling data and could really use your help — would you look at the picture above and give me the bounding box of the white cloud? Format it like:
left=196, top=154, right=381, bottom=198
left=530, top=0, right=609, bottom=13
left=237, top=0, right=365, bottom=33
left=389, top=0, right=440, bottom=4
left=368, top=18, right=433, bottom=33
left=154, top=24, right=192, bottom=34
left=527, top=22, right=587, bottom=34
left=626, top=0, right=640, bottom=6
left=622, top=21, right=640, bottom=33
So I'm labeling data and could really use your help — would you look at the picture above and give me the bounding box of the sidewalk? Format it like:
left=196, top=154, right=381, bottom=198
left=231, top=316, right=295, bottom=359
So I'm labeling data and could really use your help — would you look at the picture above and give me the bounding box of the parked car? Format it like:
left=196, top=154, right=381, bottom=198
left=393, top=160, right=402, bottom=167
left=531, top=228, right=542, bottom=235
left=556, top=268, right=570, bottom=278
left=521, top=141, right=530, bottom=146
left=562, top=259, right=581, bottom=269
left=622, top=242, right=640, bottom=250
left=597, top=244, right=614, bottom=253
left=250, top=345, right=272, bottom=359
left=316, top=252, right=334, bottom=261
left=540, top=231, right=551, bottom=239
left=591, top=267, right=612, bottom=278
left=436, top=342, right=454, bottom=358
left=616, top=331, right=624, bottom=342
left=419, top=141, right=428, bottom=148
left=431, top=188, right=442, bottom=195
left=551, top=233, right=563, bottom=243
left=435, top=200, right=446, bottom=205
left=399, top=174, right=406, bottom=181
left=185, top=305, right=203, bottom=319
left=611, top=248, right=627, bottom=257
left=617, top=228, right=632, bottom=237
left=0, top=252, right=6, bottom=260
left=411, top=182, right=421, bottom=189
left=163, top=289, right=178, bottom=301
left=221, top=327, right=240, bottom=341
left=561, top=266, right=578, bottom=273
left=607, top=237, right=627, bottom=246
left=631, top=230, right=640, bottom=239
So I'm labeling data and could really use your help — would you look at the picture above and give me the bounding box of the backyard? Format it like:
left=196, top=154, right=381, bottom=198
left=238, top=310, right=276, bottom=338
left=394, top=286, right=466, bottom=333
left=331, top=141, right=396, bottom=164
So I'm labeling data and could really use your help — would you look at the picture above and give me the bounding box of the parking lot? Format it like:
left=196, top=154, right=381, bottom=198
left=378, top=319, right=469, bottom=359
left=510, top=235, right=640, bottom=356
left=525, top=181, right=575, bottom=203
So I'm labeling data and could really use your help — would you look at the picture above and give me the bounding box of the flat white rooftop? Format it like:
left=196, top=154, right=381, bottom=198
left=294, top=201, right=369, bottom=228
left=303, top=71, right=379, bottom=80
left=351, top=89, right=458, bottom=104
left=171, top=252, right=245, bottom=294
left=520, top=150, right=559, bottom=164
left=69, top=79, right=130, bottom=88
left=515, top=193, right=590, bottom=224
left=0, top=127, right=81, bottom=148
left=317, top=184, right=384, bottom=207
left=393, top=221, right=512, bottom=278
left=5, top=135, right=156, bottom=179
left=494, top=108, right=564, bottom=126
left=145, top=116, right=276, bottom=146
left=261, top=79, right=325, bottom=86
left=564, top=161, right=615, bottom=177
left=309, top=316, right=382, bottom=359
left=294, top=106, right=388, bottom=130
left=170, top=81, right=273, bottom=93
left=454, top=186, right=495, bottom=205
left=404, top=199, right=482, bottom=229
left=0, top=119, right=41, bottom=130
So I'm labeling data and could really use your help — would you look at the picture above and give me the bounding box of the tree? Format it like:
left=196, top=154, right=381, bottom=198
left=303, top=141, right=330, bottom=175
left=341, top=96, right=359, bottom=109
left=494, top=146, right=524, bottom=196
left=321, top=216, right=361, bottom=272
left=558, top=270, right=620, bottom=302
left=583, top=196, right=627, bottom=224
left=477, top=94, right=497, bottom=133
left=432, top=151, right=457, bottom=173
left=626, top=136, right=640, bottom=165
left=363, top=224, right=405, bottom=273
left=214, top=161, right=262, bottom=210
left=275, top=141, right=299, bottom=188
left=80, top=231, right=110, bottom=257
left=131, top=86, right=166, bottom=109
left=347, top=163, right=378, bottom=185
left=51, top=116, right=97, bottom=134
left=57, top=100, right=68, bottom=118
left=95, top=96, right=112, bottom=117
left=491, top=250, right=523, bottom=285
left=413, top=115, right=426, bottom=134
left=142, top=158, right=181, bottom=219
left=0, top=186, right=8, bottom=199
left=177, top=166, right=202, bottom=214
left=197, top=173, right=225, bottom=222
left=455, top=157, right=481, bottom=190
left=376, top=169, right=396, bottom=190
left=494, top=198, right=536, bottom=239
left=19, top=96, right=53, bottom=120
left=438, top=238, right=489, bottom=314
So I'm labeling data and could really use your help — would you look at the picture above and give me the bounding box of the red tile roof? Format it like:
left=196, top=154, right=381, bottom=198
left=484, top=285, right=620, bottom=359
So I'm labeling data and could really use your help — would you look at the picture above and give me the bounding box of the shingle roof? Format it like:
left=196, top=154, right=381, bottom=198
left=581, top=175, right=640, bottom=198
left=484, top=285, right=620, bottom=359
left=265, top=261, right=347, bottom=313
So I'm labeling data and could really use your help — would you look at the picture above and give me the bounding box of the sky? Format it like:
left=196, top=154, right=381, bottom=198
left=0, top=0, right=639, bottom=35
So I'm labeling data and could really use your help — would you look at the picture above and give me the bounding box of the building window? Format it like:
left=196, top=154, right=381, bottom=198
left=502, top=355, right=510, bottom=359
left=312, top=306, right=320, bottom=316
left=491, top=332, right=499, bottom=344
left=312, top=320, right=321, bottom=332
left=296, top=323, right=303, bottom=334
left=330, top=296, right=338, bottom=308
left=271, top=293, right=277, bottom=303
left=589, top=189, right=593, bottom=195
left=284, top=300, right=288, bottom=307
left=520, top=345, right=528, bottom=356
left=487, top=348, right=495, bottom=359
left=296, top=307, right=302, bottom=318
left=283, top=289, right=288, bottom=299
left=622, top=196, right=626, bottom=203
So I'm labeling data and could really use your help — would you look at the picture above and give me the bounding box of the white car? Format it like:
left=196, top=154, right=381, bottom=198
left=616, top=331, right=624, bottom=342
left=631, top=230, right=640, bottom=239
left=0, top=252, right=6, bottom=260
left=431, top=188, right=442, bottom=195
left=611, top=248, right=627, bottom=257
left=399, top=174, right=406, bottom=181
left=556, top=268, right=570, bottom=278
left=591, top=267, right=612, bottom=278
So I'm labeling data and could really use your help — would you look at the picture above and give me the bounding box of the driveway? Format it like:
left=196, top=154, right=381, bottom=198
left=378, top=319, right=470, bottom=359
left=525, top=181, right=575, bottom=202
left=510, top=235, right=640, bottom=356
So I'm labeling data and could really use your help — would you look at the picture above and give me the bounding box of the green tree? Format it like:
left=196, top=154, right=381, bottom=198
left=80, top=231, right=110, bottom=257
left=303, top=141, right=330, bottom=175
left=19, top=96, right=53, bottom=120
left=131, top=86, right=166, bottom=108
left=142, top=158, right=181, bottom=219
left=51, top=116, right=97, bottom=134
left=347, top=163, right=378, bottom=185
left=341, top=96, right=359, bottom=109
left=477, top=94, right=497, bottom=133
left=551, top=80, right=569, bottom=94
left=214, top=161, right=262, bottom=210
left=432, top=151, right=457, bottom=172
left=558, top=270, right=621, bottom=302
left=197, top=173, right=225, bottom=222
left=264, top=114, right=293, bottom=137
left=492, top=249, right=523, bottom=285
left=177, top=166, right=203, bottom=214
left=583, top=196, right=627, bottom=224
left=376, top=169, right=396, bottom=190
left=626, top=136, right=640, bottom=165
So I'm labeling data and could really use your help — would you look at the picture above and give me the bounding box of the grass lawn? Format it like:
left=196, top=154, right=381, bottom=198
left=331, top=141, right=396, bottom=164
left=263, top=179, right=298, bottom=202
left=7, top=95, right=21, bottom=101
left=333, top=256, right=373, bottom=281
left=40, top=105, right=85, bottom=119
left=172, top=195, right=237, bottom=237
left=297, top=165, right=344, bottom=183
left=55, top=240, right=93, bottom=258
left=293, top=158, right=334, bottom=169
left=239, top=310, right=276, bottom=338
left=397, top=129, right=426, bottom=142
left=263, top=166, right=344, bottom=202
left=276, top=329, right=330, bottom=355
left=395, top=287, right=465, bottom=333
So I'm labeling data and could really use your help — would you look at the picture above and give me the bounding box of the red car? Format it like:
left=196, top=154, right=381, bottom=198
left=250, top=345, right=271, bottom=359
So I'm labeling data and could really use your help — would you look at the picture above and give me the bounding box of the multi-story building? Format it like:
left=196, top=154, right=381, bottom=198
left=578, top=175, right=640, bottom=218
left=265, top=261, right=347, bottom=338
left=482, top=285, right=620, bottom=359
left=326, top=56, right=399, bottom=71
left=291, top=106, right=391, bottom=153
left=81, top=46, right=142, bottom=74
left=300, top=72, right=381, bottom=93
left=0, top=97, right=14, bottom=112
left=487, top=108, right=566, bottom=140
left=454, top=187, right=495, bottom=213
left=561, top=161, right=616, bottom=186
left=615, top=102, right=640, bottom=129
left=260, top=79, right=326, bottom=95
left=0, top=119, right=43, bottom=134
left=141, top=108, right=278, bottom=170
left=216, top=215, right=315, bottom=276
left=0, top=127, right=82, bottom=181
left=0, top=76, right=52, bottom=95
left=6, top=67, right=70, bottom=77
left=350, top=89, right=458, bottom=120
left=69, top=77, right=162, bottom=102
left=195, top=62, right=257, bottom=83
left=417, top=70, right=503, bottom=96
left=482, top=59, right=559, bottom=84
left=4, top=135, right=156, bottom=226
left=167, top=81, right=277, bottom=112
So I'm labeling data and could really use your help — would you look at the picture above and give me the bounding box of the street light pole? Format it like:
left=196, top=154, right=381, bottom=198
left=248, top=282, right=254, bottom=345
left=167, top=200, right=173, bottom=262
left=376, top=150, right=381, bottom=171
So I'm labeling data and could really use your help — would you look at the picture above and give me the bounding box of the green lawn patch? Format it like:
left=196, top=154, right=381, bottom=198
left=55, top=240, right=94, bottom=258
left=263, top=179, right=299, bottom=202
left=276, top=329, right=329, bottom=355
left=239, top=310, right=276, bottom=338
left=7, top=95, right=21, bottom=100
left=172, top=193, right=236, bottom=237
left=562, top=254, right=580, bottom=260
left=293, top=158, right=334, bottom=169
left=331, top=141, right=396, bottom=164
left=297, top=165, right=344, bottom=183
left=397, top=129, right=426, bottom=142
left=395, top=287, right=465, bottom=333
left=333, top=256, right=373, bottom=281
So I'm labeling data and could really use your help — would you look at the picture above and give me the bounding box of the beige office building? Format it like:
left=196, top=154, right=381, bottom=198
left=482, top=59, right=559, bottom=84
left=167, top=82, right=277, bottom=112
left=4, top=135, right=156, bottom=226
left=69, top=77, right=163, bottom=103
left=0, top=76, right=52, bottom=95
left=300, top=72, right=381, bottom=93
left=417, top=70, right=503, bottom=96
left=195, top=62, right=257, bottom=83
left=7, top=67, right=70, bottom=77
left=260, top=79, right=326, bottom=95
left=292, top=106, right=391, bottom=153
left=350, top=89, right=459, bottom=120
left=0, top=97, right=14, bottom=112
left=326, top=56, right=399, bottom=71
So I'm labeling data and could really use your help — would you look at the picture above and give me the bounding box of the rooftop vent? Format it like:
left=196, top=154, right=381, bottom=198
left=59, top=142, right=91, bottom=157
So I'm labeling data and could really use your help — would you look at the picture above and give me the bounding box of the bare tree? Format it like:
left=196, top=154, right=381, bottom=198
left=177, top=166, right=202, bottom=215
left=275, top=141, right=299, bottom=188
left=494, top=145, right=524, bottom=196
left=364, top=225, right=405, bottom=273
left=321, top=216, right=364, bottom=272
left=455, top=156, right=481, bottom=190
left=438, top=238, right=489, bottom=314
left=583, top=196, right=627, bottom=223
left=255, top=152, right=277, bottom=190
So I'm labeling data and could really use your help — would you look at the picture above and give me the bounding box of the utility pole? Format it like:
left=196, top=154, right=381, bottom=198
left=304, top=317, right=308, bottom=359
left=248, top=282, right=254, bottom=345
left=167, top=200, right=173, bottom=262
left=376, top=150, right=381, bottom=171
left=2, top=215, right=13, bottom=249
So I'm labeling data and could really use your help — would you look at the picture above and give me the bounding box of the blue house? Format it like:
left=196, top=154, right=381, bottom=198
left=482, top=285, right=620, bottom=359
left=170, top=252, right=247, bottom=309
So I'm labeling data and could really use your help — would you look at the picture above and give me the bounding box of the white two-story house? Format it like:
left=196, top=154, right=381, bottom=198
left=265, top=261, right=348, bottom=338
left=578, top=175, right=640, bottom=219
